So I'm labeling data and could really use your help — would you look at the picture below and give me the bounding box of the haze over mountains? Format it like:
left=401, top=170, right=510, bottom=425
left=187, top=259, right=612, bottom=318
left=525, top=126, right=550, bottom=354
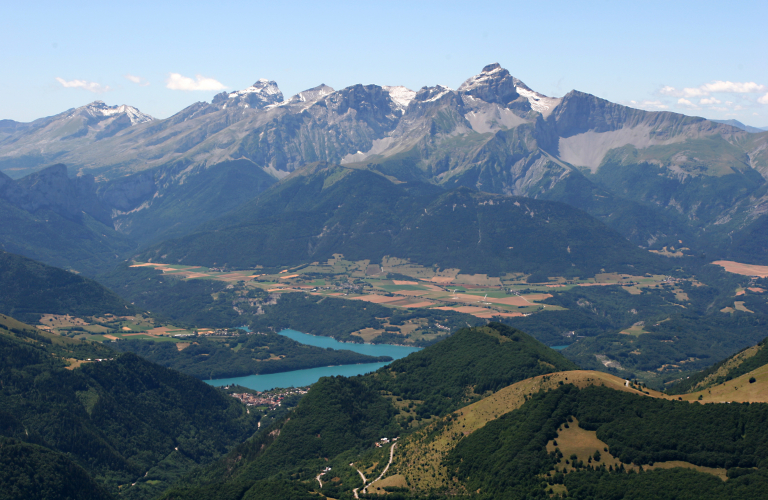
left=1, top=63, right=767, bottom=274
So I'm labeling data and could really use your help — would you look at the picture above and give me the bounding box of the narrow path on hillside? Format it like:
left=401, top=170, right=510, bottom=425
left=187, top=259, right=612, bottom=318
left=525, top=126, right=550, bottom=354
left=316, top=473, right=323, bottom=488
left=364, top=442, right=397, bottom=494
left=351, top=463, right=367, bottom=499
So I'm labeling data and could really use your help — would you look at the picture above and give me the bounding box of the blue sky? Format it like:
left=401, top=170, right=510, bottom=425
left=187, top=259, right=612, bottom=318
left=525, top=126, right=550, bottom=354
left=3, top=0, right=767, bottom=126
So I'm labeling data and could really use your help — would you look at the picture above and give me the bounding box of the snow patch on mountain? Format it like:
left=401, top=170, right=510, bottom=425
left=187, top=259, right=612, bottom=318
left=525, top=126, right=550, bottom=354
left=515, top=86, right=561, bottom=116
left=383, top=86, right=416, bottom=111
left=213, top=79, right=284, bottom=109
left=418, top=85, right=453, bottom=103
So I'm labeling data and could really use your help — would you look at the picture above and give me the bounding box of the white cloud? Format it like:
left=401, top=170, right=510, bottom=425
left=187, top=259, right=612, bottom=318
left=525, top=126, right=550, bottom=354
left=55, top=77, right=111, bottom=93
left=166, top=73, right=225, bottom=91
left=627, top=100, right=669, bottom=110
left=125, top=74, right=149, bottom=86
left=759, top=93, right=768, bottom=105
left=661, top=81, right=767, bottom=98
left=703, top=81, right=766, bottom=93
left=677, top=98, right=697, bottom=108
left=681, top=87, right=708, bottom=98
left=700, top=97, right=721, bottom=105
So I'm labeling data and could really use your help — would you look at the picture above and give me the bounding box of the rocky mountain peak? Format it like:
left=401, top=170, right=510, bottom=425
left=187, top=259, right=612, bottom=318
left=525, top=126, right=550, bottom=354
left=414, top=84, right=454, bottom=103
left=212, top=79, right=284, bottom=109
left=71, top=101, right=154, bottom=125
left=458, top=63, right=520, bottom=106
left=459, top=64, right=561, bottom=116
left=282, top=84, right=335, bottom=106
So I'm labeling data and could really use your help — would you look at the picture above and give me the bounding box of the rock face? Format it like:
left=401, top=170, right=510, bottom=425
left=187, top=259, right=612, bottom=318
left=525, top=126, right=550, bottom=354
left=0, top=164, right=111, bottom=225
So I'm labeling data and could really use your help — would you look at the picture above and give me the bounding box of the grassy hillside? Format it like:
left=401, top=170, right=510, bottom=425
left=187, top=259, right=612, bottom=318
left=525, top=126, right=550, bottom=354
left=385, top=368, right=768, bottom=498
left=0, top=252, right=134, bottom=323
left=667, top=337, right=768, bottom=395
left=139, top=165, right=668, bottom=278
left=445, top=384, right=768, bottom=498
left=0, top=317, right=259, bottom=499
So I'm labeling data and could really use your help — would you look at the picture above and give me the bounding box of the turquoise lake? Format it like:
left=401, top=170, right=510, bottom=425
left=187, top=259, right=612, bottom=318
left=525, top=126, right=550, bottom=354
left=205, top=329, right=421, bottom=391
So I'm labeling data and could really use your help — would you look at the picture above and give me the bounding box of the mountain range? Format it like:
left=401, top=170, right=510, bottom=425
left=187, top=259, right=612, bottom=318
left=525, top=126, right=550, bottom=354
left=1, top=63, right=767, bottom=274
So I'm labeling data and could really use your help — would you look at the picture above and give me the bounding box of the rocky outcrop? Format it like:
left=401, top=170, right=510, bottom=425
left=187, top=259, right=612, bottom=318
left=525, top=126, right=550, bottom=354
left=1, top=164, right=113, bottom=226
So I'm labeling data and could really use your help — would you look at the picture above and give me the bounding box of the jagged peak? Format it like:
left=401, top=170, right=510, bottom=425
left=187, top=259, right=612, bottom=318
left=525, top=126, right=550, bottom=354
left=458, top=63, right=512, bottom=93
left=69, top=101, right=154, bottom=125
left=212, top=79, right=284, bottom=109
left=228, top=79, right=282, bottom=99
left=288, top=84, right=335, bottom=104
left=459, top=64, right=561, bottom=115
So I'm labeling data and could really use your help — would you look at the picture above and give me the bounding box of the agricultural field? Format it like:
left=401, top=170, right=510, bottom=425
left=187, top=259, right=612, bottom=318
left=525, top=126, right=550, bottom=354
left=122, top=256, right=768, bottom=388
left=130, top=256, right=684, bottom=330
left=36, top=312, right=193, bottom=344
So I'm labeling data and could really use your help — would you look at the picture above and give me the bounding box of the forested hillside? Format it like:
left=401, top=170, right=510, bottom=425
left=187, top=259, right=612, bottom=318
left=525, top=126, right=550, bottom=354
left=140, top=166, right=667, bottom=278
left=0, top=437, right=114, bottom=500
left=0, top=318, right=260, bottom=498
left=0, top=251, right=133, bottom=323
left=668, top=337, right=768, bottom=395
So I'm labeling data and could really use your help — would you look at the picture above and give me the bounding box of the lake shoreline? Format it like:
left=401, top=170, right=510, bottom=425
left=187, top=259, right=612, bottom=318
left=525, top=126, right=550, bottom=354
left=204, top=329, right=420, bottom=391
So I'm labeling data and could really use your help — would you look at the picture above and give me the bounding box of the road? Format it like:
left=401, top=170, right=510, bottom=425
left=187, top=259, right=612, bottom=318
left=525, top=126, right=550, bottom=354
left=352, top=442, right=397, bottom=497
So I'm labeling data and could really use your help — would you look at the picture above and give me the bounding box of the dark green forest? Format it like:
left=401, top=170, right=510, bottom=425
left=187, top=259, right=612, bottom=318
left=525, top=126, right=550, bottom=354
left=0, top=437, right=114, bottom=500
left=0, top=326, right=259, bottom=498
left=370, top=323, right=579, bottom=417
left=0, top=251, right=133, bottom=323
left=139, top=167, right=669, bottom=278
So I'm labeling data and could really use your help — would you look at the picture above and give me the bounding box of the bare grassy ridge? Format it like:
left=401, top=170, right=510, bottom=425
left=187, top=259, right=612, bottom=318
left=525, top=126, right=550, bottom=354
left=388, top=368, right=768, bottom=493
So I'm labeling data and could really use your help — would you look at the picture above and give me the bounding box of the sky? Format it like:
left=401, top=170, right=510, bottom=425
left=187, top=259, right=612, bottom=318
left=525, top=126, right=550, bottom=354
left=2, top=0, right=767, bottom=127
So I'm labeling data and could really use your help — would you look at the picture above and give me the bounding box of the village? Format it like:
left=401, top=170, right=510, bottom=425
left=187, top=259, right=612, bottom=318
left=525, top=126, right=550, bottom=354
left=227, top=386, right=309, bottom=410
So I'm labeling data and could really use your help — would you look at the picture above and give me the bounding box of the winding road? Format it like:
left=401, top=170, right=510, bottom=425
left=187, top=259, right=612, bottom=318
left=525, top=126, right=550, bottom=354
left=352, top=442, right=397, bottom=498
